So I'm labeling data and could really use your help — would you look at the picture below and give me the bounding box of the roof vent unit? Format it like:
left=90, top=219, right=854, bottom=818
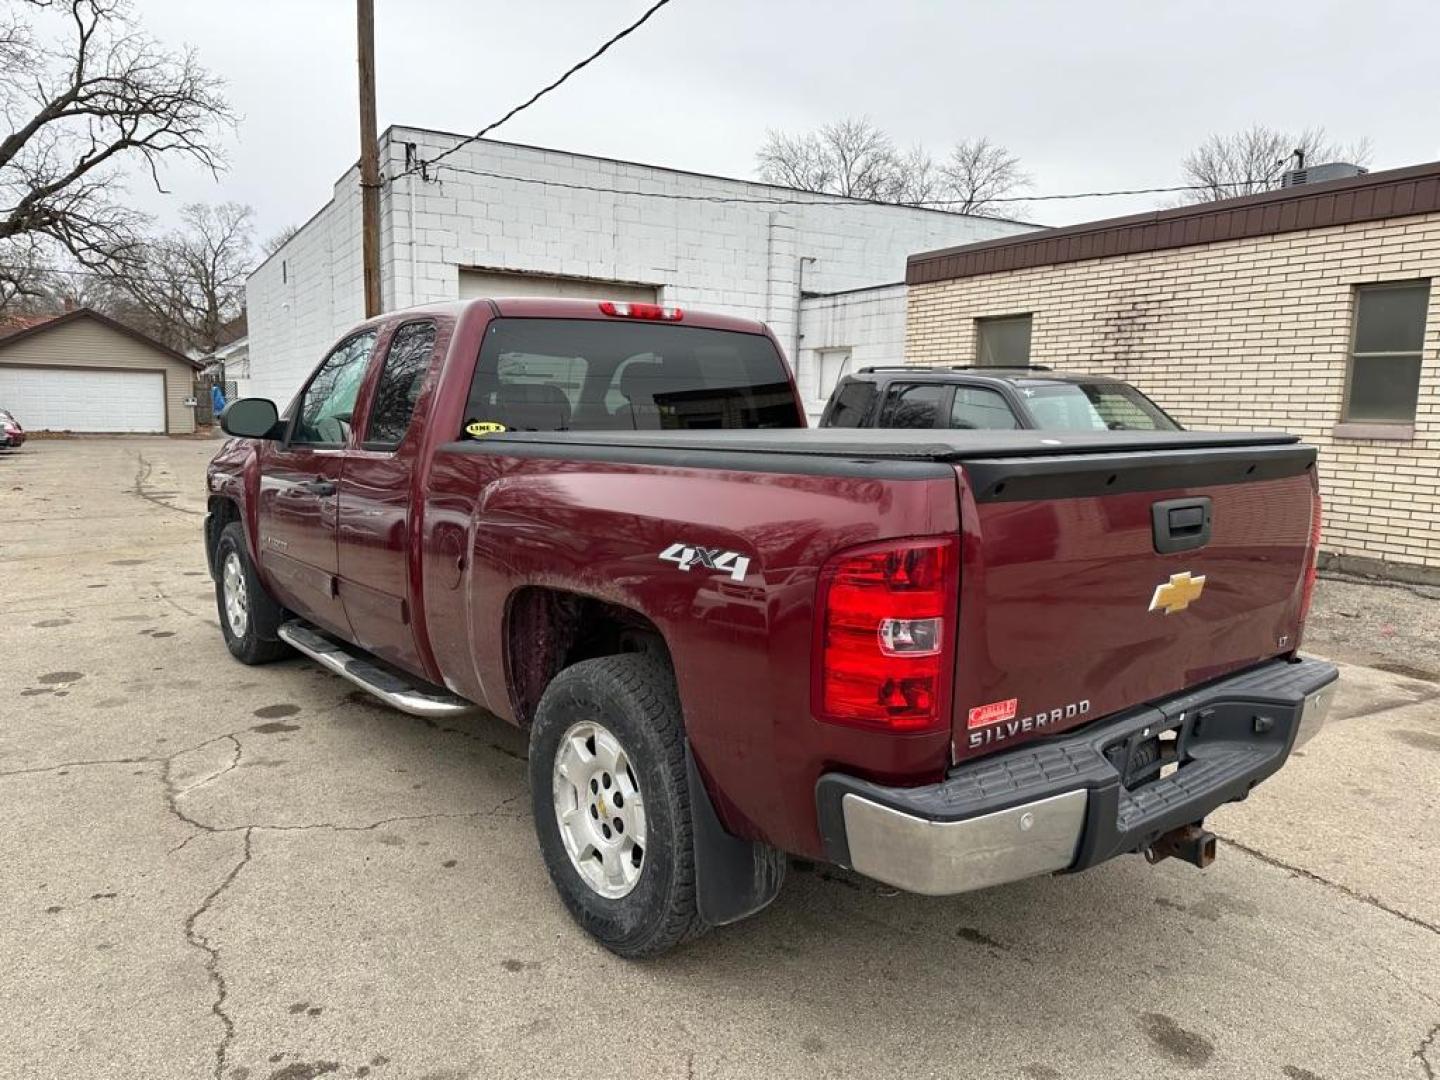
left=1281, top=162, right=1369, bottom=188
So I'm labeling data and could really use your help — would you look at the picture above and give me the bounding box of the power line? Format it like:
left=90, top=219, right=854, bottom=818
left=1, top=264, right=247, bottom=293
left=426, top=161, right=1276, bottom=210
left=399, top=0, right=676, bottom=181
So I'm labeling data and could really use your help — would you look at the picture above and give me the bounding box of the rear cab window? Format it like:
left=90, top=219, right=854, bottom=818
left=1023, top=382, right=1180, bottom=431
left=461, top=318, right=802, bottom=434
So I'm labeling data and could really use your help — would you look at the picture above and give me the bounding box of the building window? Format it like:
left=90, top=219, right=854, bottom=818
left=816, top=347, right=852, bottom=401
left=1346, top=281, right=1429, bottom=423
left=976, top=314, right=1032, bottom=366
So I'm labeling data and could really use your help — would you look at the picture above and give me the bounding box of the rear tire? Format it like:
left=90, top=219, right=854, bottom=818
left=214, top=521, right=289, bottom=665
left=529, top=654, right=709, bottom=958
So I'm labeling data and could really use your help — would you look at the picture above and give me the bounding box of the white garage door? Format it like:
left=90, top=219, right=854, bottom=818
left=0, top=366, right=166, bottom=433
left=459, top=269, right=657, bottom=304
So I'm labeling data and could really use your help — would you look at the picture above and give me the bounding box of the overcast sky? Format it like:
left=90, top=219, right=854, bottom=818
left=117, top=0, right=1439, bottom=241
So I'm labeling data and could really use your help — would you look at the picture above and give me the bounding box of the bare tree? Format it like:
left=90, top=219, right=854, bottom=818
left=756, top=119, right=1028, bottom=212
left=939, top=137, right=1030, bottom=216
left=892, top=144, right=941, bottom=206
left=262, top=224, right=299, bottom=256
left=105, top=202, right=254, bottom=353
left=0, top=0, right=235, bottom=276
left=757, top=117, right=903, bottom=200
left=0, top=234, right=53, bottom=313
left=1179, top=125, right=1374, bottom=203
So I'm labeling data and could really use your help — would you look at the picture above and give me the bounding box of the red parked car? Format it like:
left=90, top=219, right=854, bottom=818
left=207, top=297, right=1337, bottom=956
left=0, top=409, right=24, bottom=448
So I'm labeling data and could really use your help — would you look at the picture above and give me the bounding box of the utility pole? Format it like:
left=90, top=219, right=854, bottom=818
left=357, top=0, right=382, bottom=318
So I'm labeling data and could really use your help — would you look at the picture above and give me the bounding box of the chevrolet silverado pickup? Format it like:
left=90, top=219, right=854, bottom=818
left=207, top=296, right=1337, bottom=957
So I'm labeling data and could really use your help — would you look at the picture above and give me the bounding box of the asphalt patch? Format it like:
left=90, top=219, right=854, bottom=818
left=1138, top=1012, right=1215, bottom=1067
left=253, top=704, right=301, bottom=720
left=1391, top=729, right=1440, bottom=753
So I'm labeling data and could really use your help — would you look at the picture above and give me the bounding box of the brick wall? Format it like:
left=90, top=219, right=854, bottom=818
left=247, top=129, right=1034, bottom=405
left=906, top=214, right=1440, bottom=577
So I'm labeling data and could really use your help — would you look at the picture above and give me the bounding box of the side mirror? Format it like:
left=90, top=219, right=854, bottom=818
left=220, top=398, right=284, bottom=440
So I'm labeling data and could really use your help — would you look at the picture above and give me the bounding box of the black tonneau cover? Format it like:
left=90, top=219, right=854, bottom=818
left=476, top=427, right=1298, bottom=461
left=445, top=427, right=1313, bottom=490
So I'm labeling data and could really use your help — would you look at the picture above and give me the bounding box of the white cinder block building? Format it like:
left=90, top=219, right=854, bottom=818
left=246, top=127, right=1034, bottom=408
left=794, top=283, right=908, bottom=417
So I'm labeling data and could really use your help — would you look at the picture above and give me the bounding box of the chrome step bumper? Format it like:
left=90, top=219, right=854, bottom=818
left=277, top=621, right=479, bottom=719
left=817, top=657, right=1339, bottom=896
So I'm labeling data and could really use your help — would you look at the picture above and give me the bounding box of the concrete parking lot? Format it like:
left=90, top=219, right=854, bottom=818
left=1, top=436, right=1437, bottom=1080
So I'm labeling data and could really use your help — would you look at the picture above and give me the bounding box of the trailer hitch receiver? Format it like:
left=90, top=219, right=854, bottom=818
left=1144, top=824, right=1217, bottom=869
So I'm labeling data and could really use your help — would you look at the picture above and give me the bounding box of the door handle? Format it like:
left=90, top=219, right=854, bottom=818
left=297, top=480, right=337, bottom=497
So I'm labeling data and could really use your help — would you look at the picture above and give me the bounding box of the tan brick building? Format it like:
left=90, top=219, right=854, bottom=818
left=905, top=162, right=1440, bottom=583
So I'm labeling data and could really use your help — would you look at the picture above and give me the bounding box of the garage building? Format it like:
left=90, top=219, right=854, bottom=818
left=0, top=308, right=199, bottom=434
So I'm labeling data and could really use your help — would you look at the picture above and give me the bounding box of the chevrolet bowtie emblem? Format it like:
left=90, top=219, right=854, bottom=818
left=1149, top=571, right=1207, bottom=615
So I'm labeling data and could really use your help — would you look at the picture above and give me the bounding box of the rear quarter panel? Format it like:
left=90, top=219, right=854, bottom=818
left=420, top=447, right=960, bottom=858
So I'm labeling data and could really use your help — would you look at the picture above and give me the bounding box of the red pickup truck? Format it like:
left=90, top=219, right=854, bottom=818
left=208, top=297, right=1337, bottom=957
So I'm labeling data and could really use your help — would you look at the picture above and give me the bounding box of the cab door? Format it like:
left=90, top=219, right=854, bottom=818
left=255, top=329, right=377, bottom=637
left=335, top=319, right=444, bottom=674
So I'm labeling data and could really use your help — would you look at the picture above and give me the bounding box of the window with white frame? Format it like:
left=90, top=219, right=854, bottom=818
left=816, top=347, right=852, bottom=401
left=1346, top=281, right=1429, bottom=423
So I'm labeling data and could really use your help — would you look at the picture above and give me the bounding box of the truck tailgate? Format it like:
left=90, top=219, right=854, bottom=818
left=951, top=442, right=1319, bottom=762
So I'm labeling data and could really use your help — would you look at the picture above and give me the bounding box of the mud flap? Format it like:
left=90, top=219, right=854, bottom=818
left=686, top=743, right=786, bottom=926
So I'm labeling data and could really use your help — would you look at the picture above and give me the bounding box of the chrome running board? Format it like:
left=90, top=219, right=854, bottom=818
left=278, top=621, right=479, bottom=718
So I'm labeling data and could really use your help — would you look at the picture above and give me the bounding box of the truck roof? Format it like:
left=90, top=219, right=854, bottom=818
left=359, top=297, right=772, bottom=336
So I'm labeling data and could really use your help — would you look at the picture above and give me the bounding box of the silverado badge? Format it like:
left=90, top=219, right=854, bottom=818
left=1149, top=571, right=1206, bottom=615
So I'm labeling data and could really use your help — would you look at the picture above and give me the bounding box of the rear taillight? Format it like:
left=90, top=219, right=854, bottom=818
left=1297, top=490, right=1322, bottom=635
left=815, top=538, right=958, bottom=733
left=598, top=300, right=683, bottom=321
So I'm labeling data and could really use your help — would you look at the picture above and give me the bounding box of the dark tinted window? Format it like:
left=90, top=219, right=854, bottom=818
left=976, top=315, right=1032, bottom=366
left=880, top=383, right=946, bottom=429
left=825, top=380, right=878, bottom=427
left=462, top=318, right=802, bottom=434
left=949, top=386, right=1019, bottom=430
left=1024, top=382, right=1180, bottom=431
left=366, top=322, right=437, bottom=447
left=292, top=331, right=377, bottom=445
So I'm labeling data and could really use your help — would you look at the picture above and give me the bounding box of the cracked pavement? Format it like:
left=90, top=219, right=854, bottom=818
left=2, top=436, right=1438, bottom=1080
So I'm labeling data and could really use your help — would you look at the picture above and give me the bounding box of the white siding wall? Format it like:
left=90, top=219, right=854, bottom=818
left=246, top=167, right=367, bottom=404
left=247, top=129, right=1034, bottom=404
left=796, top=284, right=908, bottom=420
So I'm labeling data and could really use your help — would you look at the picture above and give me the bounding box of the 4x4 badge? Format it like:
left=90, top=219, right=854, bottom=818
left=1150, top=571, right=1206, bottom=615
left=659, top=543, right=751, bottom=582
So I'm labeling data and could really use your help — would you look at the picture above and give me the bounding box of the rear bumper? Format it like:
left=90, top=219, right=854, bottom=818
left=816, top=657, right=1338, bottom=896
